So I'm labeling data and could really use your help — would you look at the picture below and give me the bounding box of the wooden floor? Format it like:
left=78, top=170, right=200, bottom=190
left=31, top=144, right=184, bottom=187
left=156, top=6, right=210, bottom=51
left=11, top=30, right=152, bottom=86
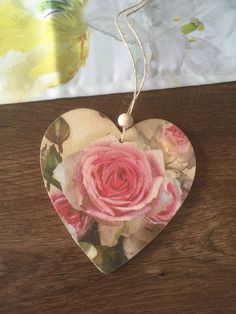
left=0, top=83, right=236, bottom=314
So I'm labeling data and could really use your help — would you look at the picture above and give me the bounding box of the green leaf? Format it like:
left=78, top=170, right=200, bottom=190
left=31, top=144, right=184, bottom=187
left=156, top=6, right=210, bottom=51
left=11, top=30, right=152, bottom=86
left=181, top=23, right=197, bottom=35
left=181, top=18, right=204, bottom=35
left=44, top=173, right=62, bottom=191
left=40, top=0, right=73, bottom=12
left=45, top=117, right=70, bottom=153
left=40, top=0, right=88, bottom=15
left=99, top=237, right=128, bottom=274
left=41, top=144, right=62, bottom=191
left=42, top=144, right=62, bottom=175
left=79, top=237, right=128, bottom=274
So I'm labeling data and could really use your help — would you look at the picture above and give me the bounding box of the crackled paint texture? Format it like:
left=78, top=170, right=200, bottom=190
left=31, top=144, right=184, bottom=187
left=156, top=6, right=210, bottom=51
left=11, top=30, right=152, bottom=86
left=40, top=109, right=196, bottom=273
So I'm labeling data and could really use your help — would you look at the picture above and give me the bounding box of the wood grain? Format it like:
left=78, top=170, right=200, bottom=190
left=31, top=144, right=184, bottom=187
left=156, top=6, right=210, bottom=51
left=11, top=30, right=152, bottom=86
left=0, top=83, right=236, bottom=314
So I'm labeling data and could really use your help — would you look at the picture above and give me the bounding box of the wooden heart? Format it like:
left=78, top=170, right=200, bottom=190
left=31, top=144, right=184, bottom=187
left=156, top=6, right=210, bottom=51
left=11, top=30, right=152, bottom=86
left=40, top=108, right=196, bottom=274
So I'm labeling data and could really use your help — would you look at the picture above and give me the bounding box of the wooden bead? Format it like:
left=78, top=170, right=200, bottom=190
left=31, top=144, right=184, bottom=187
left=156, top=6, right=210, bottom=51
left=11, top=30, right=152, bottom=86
left=118, top=113, right=134, bottom=129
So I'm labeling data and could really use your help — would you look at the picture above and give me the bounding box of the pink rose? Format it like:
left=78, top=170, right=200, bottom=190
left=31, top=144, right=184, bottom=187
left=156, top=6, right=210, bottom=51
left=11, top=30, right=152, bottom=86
left=151, top=122, right=194, bottom=169
left=54, top=136, right=166, bottom=222
left=51, top=192, right=92, bottom=239
left=147, top=178, right=182, bottom=224
left=164, top=124, right=190, bottom=154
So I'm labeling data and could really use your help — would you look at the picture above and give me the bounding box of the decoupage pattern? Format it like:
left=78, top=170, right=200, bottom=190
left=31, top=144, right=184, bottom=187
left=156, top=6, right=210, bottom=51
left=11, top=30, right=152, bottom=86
left=40, top=109, right=196, bottom=274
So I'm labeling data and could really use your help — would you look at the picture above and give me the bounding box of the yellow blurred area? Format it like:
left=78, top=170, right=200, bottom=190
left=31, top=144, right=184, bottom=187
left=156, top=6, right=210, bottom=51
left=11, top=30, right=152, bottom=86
left=0, top=1, right=89, bottom=87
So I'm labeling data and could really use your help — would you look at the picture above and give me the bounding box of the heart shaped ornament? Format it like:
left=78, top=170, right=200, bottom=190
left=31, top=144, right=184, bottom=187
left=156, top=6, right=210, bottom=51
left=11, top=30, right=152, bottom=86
left=40, top=108, right=196, bottom=274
